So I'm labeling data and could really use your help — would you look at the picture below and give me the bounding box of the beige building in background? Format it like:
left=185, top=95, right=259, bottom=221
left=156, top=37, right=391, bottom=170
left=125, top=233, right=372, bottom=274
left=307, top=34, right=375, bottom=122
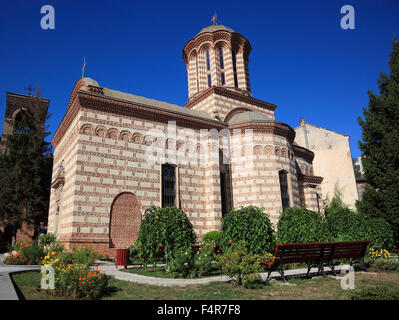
left=294, top=119, right=358, bottom=208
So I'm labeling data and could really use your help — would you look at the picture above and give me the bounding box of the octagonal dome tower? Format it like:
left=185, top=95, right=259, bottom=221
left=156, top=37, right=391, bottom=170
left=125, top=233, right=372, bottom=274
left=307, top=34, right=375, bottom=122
left=183, top=24, right=252, bottom=101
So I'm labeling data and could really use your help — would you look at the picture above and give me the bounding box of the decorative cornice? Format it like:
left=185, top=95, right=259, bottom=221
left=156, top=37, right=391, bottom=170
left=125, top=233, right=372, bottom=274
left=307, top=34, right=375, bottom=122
left=293, top=144, right=315, bottom=162
left=299, top=174, right=323, bottom=185
left=52, top=91, right=228, bottom=148
left=227, top=120, right=296, bottom=142
left=88, top=85, right=104, bottom=94
left=184, top=86, right=277, bottom=112
left=52, top=97, right=81, bottom=147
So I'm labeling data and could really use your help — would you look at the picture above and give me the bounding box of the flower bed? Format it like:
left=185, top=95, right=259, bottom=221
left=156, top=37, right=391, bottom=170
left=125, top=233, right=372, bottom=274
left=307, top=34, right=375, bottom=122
left=40, top=249, right=110, bottom=300
left=4, top=239, right=44, bottom=265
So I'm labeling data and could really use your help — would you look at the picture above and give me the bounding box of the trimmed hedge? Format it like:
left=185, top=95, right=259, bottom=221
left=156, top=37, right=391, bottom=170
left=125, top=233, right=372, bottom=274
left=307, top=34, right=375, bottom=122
left=202, top=230, right=222, bottom=244
left=277, top=207, right=331, bottom=244
left=326, top=208, right=394, bottom=249
left=220, top=206, right=276, bottom=254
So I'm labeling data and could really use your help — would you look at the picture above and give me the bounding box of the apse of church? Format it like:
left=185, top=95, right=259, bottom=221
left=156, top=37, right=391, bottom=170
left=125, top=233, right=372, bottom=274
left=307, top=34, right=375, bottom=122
left=47, top=23, right=323, bottom=254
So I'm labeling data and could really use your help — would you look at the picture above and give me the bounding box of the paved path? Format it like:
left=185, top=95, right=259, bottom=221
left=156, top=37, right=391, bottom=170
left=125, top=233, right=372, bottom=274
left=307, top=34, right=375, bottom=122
left=0, top=254, right=40, bottom=300
left=95, top=262, right=351, bottom=287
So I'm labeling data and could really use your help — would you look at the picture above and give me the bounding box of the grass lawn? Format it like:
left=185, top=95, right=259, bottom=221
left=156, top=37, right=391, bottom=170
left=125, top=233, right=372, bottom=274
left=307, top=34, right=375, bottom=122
left=10, top=270, right=399, bottom=300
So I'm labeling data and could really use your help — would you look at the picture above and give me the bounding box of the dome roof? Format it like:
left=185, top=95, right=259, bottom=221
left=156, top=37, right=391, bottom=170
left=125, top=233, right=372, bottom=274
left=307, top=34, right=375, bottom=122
left=228, top=111, right=272, bottom=123
left=196, top=24, right=234, bottom=36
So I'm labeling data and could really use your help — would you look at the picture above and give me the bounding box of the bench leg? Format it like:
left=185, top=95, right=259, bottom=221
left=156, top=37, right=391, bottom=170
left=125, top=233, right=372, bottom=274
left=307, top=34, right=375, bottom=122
left=277, top=266, right=288, bottom=283
left=330, top=263, right=337, bottom=276
left=317, top=263, right=326, bottom=277
left=266, top=269, right=272, bottom=282
left=306, top=264, right=312, bottom=278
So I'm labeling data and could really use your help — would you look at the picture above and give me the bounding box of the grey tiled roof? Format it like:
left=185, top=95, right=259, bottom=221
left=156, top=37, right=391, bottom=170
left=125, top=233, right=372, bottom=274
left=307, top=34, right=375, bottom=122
left=82, top=78, right=216, bottom=122
left=228, top=111, right=272, bottom=123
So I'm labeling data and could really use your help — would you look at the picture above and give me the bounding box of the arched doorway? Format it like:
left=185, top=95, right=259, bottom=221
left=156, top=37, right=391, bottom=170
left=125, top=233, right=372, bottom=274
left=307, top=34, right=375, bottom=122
left=109, top=192, right=141, bottom=248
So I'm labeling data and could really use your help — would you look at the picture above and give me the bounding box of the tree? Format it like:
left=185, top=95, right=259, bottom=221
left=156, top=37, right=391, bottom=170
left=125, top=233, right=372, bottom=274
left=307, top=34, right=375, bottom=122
left=352, top=158, right=362, bottom=178
left=0, top=98, right=52, bottom=245
left=356, top=39, right=399, bottom=247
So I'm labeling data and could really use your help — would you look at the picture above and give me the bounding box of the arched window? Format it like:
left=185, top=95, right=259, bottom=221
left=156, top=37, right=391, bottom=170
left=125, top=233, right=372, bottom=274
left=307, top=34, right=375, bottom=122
left=162, top=164, right=176, bottom=207
left=219, top=47, right=224, bottom=69
left=232, top=51, right=238, bottom=87
left=219, top=47, right=226, bottom=86
left=206, top=49, right=212, bottom=88
left=195, top=55, right=199, bottom=91
left=279, top=170, right=290, bottom=212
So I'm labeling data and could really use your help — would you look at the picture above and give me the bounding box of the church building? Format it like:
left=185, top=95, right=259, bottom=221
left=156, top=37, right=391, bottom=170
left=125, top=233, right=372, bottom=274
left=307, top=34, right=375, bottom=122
left=48, top=23, right=324, bottom=254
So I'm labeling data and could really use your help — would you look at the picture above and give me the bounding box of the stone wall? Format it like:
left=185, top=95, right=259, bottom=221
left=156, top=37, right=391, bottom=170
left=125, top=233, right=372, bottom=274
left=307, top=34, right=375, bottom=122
left=295, top=122, right=358, bottom=208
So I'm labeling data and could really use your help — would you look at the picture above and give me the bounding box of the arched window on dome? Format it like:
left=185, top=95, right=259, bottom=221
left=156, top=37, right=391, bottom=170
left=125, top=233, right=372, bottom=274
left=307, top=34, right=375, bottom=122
left=219, top=47, right=224, bottom=69
left=232, top=50, right=238, bottom=88
left=206, top=50, right=211, bottom=71
left=219, top=47, right=225, bottom=86
left=206, top=50, right=212, bottom=88
left=195, top=55, right=199, bottom=91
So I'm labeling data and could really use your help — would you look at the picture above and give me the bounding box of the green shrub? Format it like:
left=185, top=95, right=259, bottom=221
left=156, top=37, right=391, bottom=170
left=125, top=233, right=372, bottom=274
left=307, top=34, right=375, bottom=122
left=38, top=233, right=57, bottom=246
left=52, top=264, right=109, bottom=299
left=75, top=268, right=109, bottom=299
left=364, top=217, right=395, bottom=250
left=326, top=208, right=394, bottom=249
left=193, top=242, right=217, bottom=277
left=202, top=230, right=222, bottom=244
left=277, top=207, right=331, bottom=244
left=128, top=244, right=140, bottom=264
left=325, top=188, right=394, bottom=249
left=71, top=246, right=97, bottom=266
left=168, top=246, right=195, bottom=278
left=367, top=257, right=399, bottom=272
left=220, top=206, right=276, bottom=255
left=216, top=240, right=262, bottom=287
left=136, top=206, right=196, bottom=267
left=326, top=207, right=370, bottom=241
left=349, top=285, right=399, bottom=300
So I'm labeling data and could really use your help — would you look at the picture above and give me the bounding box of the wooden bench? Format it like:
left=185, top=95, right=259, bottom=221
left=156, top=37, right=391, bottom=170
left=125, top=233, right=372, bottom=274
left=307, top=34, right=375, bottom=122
left=260, top=240, right=371, bottom=283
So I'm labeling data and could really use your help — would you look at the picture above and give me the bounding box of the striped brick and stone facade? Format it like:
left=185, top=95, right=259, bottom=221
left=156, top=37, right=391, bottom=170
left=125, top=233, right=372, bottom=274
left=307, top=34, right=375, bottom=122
left=48, top=24, right=324, bottom=256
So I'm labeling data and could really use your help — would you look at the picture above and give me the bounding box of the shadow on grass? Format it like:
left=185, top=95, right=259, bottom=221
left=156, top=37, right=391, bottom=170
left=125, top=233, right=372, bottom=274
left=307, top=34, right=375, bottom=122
left=9, top=272, right=27, bottom=300
left=101, top=285, right=121, bottom=298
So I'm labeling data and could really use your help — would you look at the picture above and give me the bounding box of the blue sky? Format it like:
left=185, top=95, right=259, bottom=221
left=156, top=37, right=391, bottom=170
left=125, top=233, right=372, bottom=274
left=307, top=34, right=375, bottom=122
left=0, top=0, right=398, bottom=159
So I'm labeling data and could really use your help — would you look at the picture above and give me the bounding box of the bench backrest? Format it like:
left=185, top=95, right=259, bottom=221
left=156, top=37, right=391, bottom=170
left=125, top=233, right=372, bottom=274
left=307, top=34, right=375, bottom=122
left=273, top=240, right=371, bottom=265
left=328, top=241, right=370, bottom=260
